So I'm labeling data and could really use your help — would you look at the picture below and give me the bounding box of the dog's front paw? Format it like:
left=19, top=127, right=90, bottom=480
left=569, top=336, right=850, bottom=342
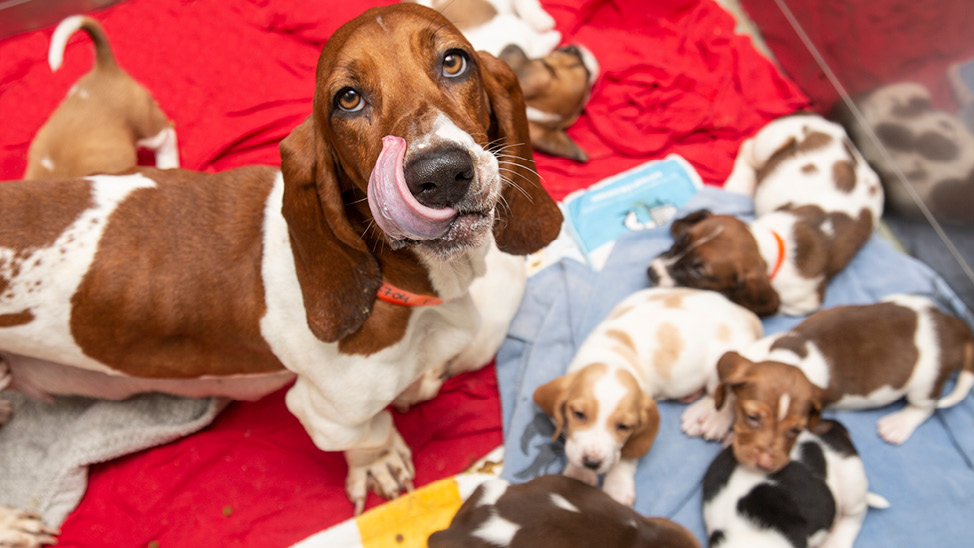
left=681, top=396, right=733, bottom=440
left=602, top=472, right=635, bottom=507
left=0, top=505, right=58, bottom=547
left=345, top=431, right=415, bottom=515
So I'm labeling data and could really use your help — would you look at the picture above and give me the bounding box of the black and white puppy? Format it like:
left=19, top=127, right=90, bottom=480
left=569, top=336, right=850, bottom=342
left=703, top=420, right=886, bottom=548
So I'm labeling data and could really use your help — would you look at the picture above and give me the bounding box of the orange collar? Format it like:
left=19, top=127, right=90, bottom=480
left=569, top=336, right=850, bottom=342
left=376, top=282, right=443, bottom=307
left=768, top=230, right=786, bottom=281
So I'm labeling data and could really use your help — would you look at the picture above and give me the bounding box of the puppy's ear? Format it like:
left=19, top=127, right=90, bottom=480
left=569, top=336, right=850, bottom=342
left=534, top=373, right=574, bottom=440
left=498, top=44, right=530, bottom=73
left=806, top=385, right=829, bottom=435
left=621, top=394, right=660, bottom=459
left=478, top=51, right=563, bottom=255
left=714, top=351, right=751, bottom=409
left=279, top=116, right=381, bottom=342
left=529, top=123, right=589, bottom=163
left=670, top=209, right=712, bottom=238
left=730, top=268, right=780, bottom=316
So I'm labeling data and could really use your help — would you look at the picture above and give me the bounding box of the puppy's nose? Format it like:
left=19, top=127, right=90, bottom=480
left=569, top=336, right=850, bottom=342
left=582, top=455, right=602, bottom=470
left=404, top=147, right=474, bottom=209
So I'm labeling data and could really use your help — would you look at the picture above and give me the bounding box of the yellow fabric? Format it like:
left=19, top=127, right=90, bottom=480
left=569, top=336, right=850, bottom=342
left=356, top=478, right=463, bottom=548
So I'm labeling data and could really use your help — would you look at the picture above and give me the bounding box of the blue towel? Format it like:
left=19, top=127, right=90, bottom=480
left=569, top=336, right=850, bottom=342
left=497, top=187, right=974, bottom=546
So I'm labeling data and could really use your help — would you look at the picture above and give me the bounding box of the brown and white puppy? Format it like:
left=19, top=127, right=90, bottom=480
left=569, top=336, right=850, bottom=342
left=0, top=5, right=562, bottom=538
left=533, top=288, right=763, bottom=506
left=25, top=15, right=178, bottom=179
left=648, top=114, right=884, bottom=316
left=428, top=475, right=701, bottom=548
left=499, top=43, right=599, bottom=162
left=412, top=0, right=562, bottom=58
left=690, top=294, right=974, bottom=472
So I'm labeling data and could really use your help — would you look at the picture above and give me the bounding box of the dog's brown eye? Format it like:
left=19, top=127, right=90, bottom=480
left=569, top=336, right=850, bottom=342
left=442, top=50, right=469, bottom=78
left=335, top=87, right=363, bottom=112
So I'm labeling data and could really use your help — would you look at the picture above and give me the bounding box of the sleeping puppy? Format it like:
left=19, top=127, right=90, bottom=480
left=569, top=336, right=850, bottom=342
left=648, top=114, right=884, bottom=316
left=704, top=419, right=887, bottom=548
left=25, top=15, right=178, bottom=179
left=691, top=294, right=974, bottom=457
left=499, top=43, right=599, bottom=162
left=429, top=475, right=701, bottom=548
left=533, top=287, right=763, bottom=506
left=411, top=0, right=562, bottom=57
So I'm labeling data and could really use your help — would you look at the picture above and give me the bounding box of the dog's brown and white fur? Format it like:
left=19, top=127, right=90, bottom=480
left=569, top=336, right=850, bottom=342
left=498, top=43, right=599, bottom=162
left=429, top=475, right=701, bottom=548
left=686, top=295, right=974, bottom=469
left=412, top=0, right=562, bottom=58
left=533, top=288, right=762, bottom=506
left=24, top=16, right=178, bottom=180
left=703, top=419, right=886, bottom=548
left=648, top=114, right=884, bottom=316
left=0, top=5, right=563, bottom=540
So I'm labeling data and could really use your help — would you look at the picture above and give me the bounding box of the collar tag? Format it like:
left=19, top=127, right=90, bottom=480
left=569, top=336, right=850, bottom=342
left=377, top=282, right=443, bottom=307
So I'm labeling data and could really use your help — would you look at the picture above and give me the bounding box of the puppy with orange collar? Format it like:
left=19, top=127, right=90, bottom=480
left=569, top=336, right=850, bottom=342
left=648, top=114, right=884, bottom=316
left=533, top=287, right=762, bottom=506
left=687, top=294, right=974, bottom=464
left=24, top=15, right=178, bottom=180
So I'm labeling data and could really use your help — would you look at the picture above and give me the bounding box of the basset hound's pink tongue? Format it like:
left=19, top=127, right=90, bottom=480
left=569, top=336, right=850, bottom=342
left=367, top=135, right=457, bottom=240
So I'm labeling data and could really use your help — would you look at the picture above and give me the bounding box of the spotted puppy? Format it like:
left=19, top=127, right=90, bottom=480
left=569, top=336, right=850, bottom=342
left=690, top=294, right=974, bottom=460
left=25, top=15, right=178, bottom=179
left=498, top=43, right=599, bottom=162
left=704, top=419, right=887, bottom=548
left=429, top=475, right=701, bottom=548
left=533, top=287, right=762, bottom=506
left=648, top=113, right=884, bottom=316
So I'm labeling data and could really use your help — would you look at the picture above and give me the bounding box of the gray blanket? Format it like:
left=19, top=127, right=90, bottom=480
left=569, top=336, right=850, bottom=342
left=0, top=391, right=222, bottom=526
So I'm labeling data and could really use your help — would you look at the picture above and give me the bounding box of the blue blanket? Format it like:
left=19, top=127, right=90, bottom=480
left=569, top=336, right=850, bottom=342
left=496, top=187, right=974, bottom=546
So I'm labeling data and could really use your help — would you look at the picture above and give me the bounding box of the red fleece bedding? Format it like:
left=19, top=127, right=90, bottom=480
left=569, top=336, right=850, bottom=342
left=0, top=0, right=806, bottom=546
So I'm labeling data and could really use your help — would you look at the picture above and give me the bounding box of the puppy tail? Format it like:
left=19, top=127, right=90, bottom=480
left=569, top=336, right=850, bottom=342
left=937, top=340, right=974, bottom=409
left=49, top=15, right=118, bottom=73
left=866, top=493, right=891, bottom=510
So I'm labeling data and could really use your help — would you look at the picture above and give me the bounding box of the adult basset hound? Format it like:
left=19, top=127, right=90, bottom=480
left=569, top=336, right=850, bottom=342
left=0, top=3, right=562, bottom=535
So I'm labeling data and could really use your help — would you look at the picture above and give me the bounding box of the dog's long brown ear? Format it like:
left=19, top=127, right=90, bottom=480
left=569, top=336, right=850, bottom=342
left=280, top=116, right=381, bottom=342
left=534, top=374, right=573, bottom=440
left=478, top=51, right=562, bottom=255
left=731, top=268, right=780, bottom=317
left=621, top=394, right=660, bottom=459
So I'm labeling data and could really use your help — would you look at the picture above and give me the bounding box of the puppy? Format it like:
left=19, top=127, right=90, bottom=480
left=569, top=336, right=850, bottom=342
left=691, top=294, right=974, bottom=461
left=499, top=43, right=599, bottom=162
left=412, top=0, right=561, bottom=57
left=533, top=287, right=763, bottom=505
left=704, top=419, right=887, bottom=548
left=429, top=475, right=701, bottom=548
left=25, top=15, right=178, bottom=180
left=648, top=114, right=884, bottom=316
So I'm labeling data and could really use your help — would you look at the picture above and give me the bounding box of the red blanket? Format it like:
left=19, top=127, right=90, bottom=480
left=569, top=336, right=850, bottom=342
left=0, top=0, right=806, bottom=545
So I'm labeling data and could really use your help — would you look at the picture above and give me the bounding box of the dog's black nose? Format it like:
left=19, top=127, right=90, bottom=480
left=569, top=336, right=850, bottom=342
left=582, top=456, right=602, bottom=470
left=404, top=147, right=474, bottom=209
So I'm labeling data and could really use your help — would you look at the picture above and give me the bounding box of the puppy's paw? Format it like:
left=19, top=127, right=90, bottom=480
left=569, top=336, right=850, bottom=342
left=681, top=396, right=733, bottom=440
left=520, top=7, right=556, bottom=32
left=876, top=406, right=932, bottom=445
left=602, top=473, right=636, bottom=507
left=0, top=505, right=58, bottom=547
left=345, top=431, right=415, bottom=515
